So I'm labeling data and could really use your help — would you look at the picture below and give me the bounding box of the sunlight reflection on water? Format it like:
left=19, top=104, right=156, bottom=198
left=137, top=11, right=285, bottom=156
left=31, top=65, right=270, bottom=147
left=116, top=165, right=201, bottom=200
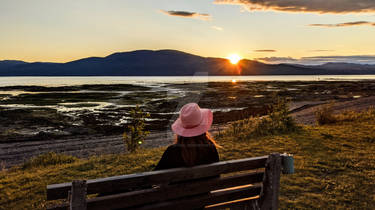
left=1, top=75, right=375, bottom=87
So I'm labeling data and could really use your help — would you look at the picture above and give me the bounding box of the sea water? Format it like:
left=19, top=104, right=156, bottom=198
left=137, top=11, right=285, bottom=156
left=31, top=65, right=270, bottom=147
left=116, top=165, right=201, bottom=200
left=0, top=75, right=375, bottom=87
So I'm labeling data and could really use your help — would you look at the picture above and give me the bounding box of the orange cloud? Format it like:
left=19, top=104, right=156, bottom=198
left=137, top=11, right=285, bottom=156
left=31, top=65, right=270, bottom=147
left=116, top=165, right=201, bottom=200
left=254, top=50, right=276, bottom=52
left=160, top=10, right=211, bottom=20
left=255, top=55, right=375, bottom=65
left=309, top=21, right=375, bottom=27
left=214, top=0, right=375, bottom=14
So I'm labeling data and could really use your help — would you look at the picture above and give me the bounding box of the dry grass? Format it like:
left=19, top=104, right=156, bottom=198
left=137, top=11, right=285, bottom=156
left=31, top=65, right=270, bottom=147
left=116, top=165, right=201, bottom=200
left=22, top=152, right=78, bottom=169
left=316, top=103, right=375, bottom=125
left=315, top=102, right=337, bottom=125
left=1, top=109, right=375, bottom=209
left=218, top=97, right=299, bottom=140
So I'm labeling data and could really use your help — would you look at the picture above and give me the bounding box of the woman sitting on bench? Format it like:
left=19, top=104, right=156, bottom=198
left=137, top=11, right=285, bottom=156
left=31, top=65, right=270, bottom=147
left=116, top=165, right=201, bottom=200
left=155, top=103, right=220, bottom=170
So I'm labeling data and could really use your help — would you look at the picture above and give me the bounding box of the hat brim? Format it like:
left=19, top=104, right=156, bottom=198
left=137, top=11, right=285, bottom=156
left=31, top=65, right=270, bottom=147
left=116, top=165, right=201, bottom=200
left=171, top=108, right=213, bottom=137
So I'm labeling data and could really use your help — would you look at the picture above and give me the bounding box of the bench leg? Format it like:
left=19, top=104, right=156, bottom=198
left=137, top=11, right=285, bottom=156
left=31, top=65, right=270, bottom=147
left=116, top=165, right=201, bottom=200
left=70, top=180, right=87, bottom=210
left=259, top=153, right=281, bottom=210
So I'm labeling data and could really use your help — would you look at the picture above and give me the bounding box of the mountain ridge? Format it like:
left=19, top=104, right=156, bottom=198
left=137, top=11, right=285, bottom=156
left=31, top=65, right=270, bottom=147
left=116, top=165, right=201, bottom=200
left=1, top=50, right=375, bottom=76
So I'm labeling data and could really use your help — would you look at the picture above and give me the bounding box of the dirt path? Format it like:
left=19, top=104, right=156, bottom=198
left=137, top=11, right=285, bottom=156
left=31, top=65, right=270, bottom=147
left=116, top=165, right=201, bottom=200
left=0, top=131, right=175, bottom=168
left=2, top=97, right=375, bottom=168
left=291, top=96, right=375, bottom=125
left=0, top=124, right=226, bottom=168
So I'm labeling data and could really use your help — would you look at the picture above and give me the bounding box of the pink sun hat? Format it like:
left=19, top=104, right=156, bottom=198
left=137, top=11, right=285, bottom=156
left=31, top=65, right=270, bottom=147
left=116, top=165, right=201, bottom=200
left=171, top=103, right=213, bottom=137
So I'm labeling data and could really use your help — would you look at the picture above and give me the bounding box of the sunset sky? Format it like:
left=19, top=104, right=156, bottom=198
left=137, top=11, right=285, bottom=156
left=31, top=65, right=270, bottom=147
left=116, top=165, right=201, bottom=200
left=1, top=0, right=375, bottom=64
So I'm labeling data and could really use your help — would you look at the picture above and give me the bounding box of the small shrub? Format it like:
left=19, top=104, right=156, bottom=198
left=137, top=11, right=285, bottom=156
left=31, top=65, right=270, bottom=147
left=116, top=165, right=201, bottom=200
left=123, top=105, right=150, bottom=152
left=254, top=97, right=298, bottom=136
left=315, top=102, right=337, bottom=125
left=22, top=152, right=78, bottom=169
left=219, top=96, right=298, bottom=140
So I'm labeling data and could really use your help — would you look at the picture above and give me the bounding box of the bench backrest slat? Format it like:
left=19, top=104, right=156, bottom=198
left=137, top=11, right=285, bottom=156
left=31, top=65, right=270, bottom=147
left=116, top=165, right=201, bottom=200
left=132, top=185, right=262, bottom=210
left=47, top=155, right=268, bottom=200
left=205, top=198, right=259, bottom=210
left=84, top=172, right=264, bottom=210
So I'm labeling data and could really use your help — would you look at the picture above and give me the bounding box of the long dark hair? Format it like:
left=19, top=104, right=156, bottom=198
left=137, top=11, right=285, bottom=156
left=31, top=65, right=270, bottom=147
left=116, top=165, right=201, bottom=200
left=174, top=132, right=220, bottom=166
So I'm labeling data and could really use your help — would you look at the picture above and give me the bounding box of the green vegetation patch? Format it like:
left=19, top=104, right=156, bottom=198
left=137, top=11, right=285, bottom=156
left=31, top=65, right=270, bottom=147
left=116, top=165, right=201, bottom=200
left=22, top=153, right=78, bottom=169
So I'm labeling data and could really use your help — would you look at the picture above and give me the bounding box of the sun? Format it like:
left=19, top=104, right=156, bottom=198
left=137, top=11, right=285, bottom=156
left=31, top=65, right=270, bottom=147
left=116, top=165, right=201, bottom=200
left=227, top=54, right=241, bottom=64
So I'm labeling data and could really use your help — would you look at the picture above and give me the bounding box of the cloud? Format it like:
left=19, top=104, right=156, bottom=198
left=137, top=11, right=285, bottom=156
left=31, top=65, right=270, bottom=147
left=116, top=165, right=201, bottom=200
left=309, top=21, right=375, bottom=27
left=255, top=55, right=375, bottom=65
left=309, top=50, right=335, bottom=52
left=214, top=0, right=375, bottom=14
left=255, top=57, right=298, bottom=64
left=301, top=56, right=375, bottom=65
left=254, top=50, right=276, bottom=52
left=211, top=26, right=223, bottom=31
left=160, top=10, right=211, bottom=20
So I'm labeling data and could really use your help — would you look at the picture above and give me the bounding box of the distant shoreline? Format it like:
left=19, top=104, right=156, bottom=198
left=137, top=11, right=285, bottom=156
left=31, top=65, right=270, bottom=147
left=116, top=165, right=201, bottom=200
left=2, top=74, right=375, bottom=76
left=1, top=75, right=375, bottom=87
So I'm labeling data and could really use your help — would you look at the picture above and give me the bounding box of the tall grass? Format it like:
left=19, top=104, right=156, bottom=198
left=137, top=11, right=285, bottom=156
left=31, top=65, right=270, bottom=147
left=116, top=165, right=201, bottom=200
left=335, top=106, right=375, bottom=122
left=22, top=152, right=78, bottom=169
left=218, top=97, right=298, bottom=140
left=316, top=102, right=375, bottom=125
left=315, top=102, right=337, bottom=125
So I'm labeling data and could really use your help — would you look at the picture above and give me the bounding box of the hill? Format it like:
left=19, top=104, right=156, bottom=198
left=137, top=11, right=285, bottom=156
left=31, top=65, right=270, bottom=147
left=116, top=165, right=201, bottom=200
left=1, top=50, right=375, bottom=76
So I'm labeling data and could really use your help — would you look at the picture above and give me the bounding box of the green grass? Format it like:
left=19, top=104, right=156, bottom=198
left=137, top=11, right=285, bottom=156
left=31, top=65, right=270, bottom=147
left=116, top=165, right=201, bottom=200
left=0, top=149, right=165, bottom=209
left=1, top=114, right=375, bottom=209
left=220, top=122, right=375, bottom=209
left=21, top=152, right=78, bottom=169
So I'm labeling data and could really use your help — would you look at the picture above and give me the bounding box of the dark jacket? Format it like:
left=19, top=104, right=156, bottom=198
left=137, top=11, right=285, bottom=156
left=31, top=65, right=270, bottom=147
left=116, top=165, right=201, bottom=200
left=154, top=143, right=219, bottom=171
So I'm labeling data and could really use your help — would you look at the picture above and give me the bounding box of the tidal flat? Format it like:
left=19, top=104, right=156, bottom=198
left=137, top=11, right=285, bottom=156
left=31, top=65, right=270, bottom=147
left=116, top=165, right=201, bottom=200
left=1, top=80, right=375, bottom=166
left=2, top=81, right=375, bottom=141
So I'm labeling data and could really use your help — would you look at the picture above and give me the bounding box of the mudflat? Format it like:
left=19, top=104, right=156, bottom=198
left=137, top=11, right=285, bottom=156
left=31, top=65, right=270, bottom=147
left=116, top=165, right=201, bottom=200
left=1, top=80, right=375, bottom=167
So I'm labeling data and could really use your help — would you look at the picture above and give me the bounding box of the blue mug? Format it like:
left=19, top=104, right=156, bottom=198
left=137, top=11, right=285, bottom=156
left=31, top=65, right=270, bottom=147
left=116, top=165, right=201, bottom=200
left=282, top=154, right=294, bottom=174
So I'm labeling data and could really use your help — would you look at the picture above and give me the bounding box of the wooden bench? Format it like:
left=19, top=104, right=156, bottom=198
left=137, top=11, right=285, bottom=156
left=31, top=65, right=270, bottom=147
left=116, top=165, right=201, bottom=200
left=46, top=153, right=294, bottom=210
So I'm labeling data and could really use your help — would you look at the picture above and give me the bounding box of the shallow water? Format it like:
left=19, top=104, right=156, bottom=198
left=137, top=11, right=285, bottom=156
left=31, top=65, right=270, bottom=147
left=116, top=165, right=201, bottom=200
left=1, top=78, right=375, bottom=142
left=1, top=75, right=375, bottom=87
